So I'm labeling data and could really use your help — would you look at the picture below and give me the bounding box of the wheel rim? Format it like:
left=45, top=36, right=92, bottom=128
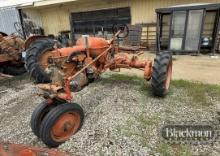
left=165, top=61, right=172, bottom=90
left=51, top=111, right=81, bottom=142
left=38, top=49, right=53, bottom=70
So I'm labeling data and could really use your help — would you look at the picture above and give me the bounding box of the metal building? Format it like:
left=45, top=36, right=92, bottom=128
left=19, top=0, right=220, bottom=36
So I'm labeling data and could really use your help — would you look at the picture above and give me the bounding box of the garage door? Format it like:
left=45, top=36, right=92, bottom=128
left=70, top=7, right=131, bottom=42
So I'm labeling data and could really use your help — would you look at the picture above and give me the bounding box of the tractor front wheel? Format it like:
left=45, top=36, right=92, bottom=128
left=151, top=51, right=172, bottom=97
left=39, top=103, right=84, bottom=147
left=31, top=101, right=56, bottom=137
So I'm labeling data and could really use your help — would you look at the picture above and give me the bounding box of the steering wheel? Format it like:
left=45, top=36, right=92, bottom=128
left=112, top=24, right=129, bottom=38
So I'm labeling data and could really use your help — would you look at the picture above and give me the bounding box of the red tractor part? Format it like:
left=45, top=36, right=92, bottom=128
left=25, top=24, right=172, bottom=147
left=0, top=142, right=69, bottom=156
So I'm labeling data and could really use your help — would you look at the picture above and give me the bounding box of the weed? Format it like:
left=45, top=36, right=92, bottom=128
left=156, top=143, right=173, bottom=156
left=100, top=73, right=220, bottom=106
left=156, top=143, right=193, bottom=156
left=172, top=80, right=220, bottom=106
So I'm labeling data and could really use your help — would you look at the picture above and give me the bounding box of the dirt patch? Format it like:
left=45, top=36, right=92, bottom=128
left=0, top=74, right=220, bottom=155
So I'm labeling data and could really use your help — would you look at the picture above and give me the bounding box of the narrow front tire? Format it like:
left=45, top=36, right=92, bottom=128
left=39, top=103, right=84, bottom=147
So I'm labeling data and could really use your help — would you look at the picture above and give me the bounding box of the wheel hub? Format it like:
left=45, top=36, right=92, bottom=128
left=51, top=112, right=80, bottom=142
left=63, top=123, right=72, bottom=132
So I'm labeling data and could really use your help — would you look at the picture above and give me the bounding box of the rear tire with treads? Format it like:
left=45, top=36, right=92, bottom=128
left=25, top=38, right=54, bottom=83
left=151, top=51, right=172, bottom=97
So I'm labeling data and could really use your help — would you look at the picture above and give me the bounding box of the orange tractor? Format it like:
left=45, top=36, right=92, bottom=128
left=25, top=25, right=172, bottom=147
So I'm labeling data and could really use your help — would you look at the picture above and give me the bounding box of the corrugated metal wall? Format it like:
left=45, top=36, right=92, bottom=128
left=22, top=0, right=220, bottom=35
left=0, top=7, right=20, bottom=35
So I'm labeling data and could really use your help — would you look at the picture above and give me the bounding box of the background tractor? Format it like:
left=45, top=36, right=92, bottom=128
left=25, top=24, right=172, bottom=147
left=0, top=32, right=26, bottom=76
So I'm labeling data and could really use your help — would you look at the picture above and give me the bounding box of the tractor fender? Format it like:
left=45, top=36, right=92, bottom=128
left=24, top=35, right=48, bottom=50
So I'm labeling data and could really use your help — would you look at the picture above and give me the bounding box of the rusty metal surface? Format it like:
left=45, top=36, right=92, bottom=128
left=51, top=111, right=81, bottom=142
left=0, top=34, right=24, bottom=63
left=0, top=142, right=69, bottom=156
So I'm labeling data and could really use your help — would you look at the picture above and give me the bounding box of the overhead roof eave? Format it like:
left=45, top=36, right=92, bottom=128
left=34, top=0, right=78, bottom=7
left=156, top=3, right=220, bottom=13
left=17, top=2, right=35, bottom=9
left=17, top=0, right=79, bottom=9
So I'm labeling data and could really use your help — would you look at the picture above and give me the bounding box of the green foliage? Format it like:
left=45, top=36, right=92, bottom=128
left=172, top=80, right=220, bottom=106
left=156, top=143, right=173, bottom=156
left=100, top=73, right=220, bottom=106
left=156, top=144, right=193, bottom=156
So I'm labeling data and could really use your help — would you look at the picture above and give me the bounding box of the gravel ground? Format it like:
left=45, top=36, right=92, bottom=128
left=0, top=73, right=220, bottom=156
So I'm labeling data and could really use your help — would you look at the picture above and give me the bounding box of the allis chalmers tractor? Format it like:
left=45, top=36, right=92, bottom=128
left=0, top=32, right=26, bottom=76
left=25, top=25, right=172, bottom=147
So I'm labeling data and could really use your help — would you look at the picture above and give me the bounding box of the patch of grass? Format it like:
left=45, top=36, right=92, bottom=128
left=156, top=143, right=193, bottom=156
left=100, top=73, right=144, bottom=86
left=120, top=114, right=161, bottom=147
left=100, top=73, right=220, bottom=106
left=156, top=143, right=173, bottom=156
left=100, top=73, right=151, bottom=95
left=120, top=114, right=193, bottom=155
left=175, top=145, right=193, bottom=156
left=172, top=80, right=220, bottom=106
left=136, top=113, right=161, bottom=127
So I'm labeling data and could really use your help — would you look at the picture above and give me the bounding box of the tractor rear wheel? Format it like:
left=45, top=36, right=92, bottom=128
left=151, top=51, right=172, bottom=97
left=39, top=103, right=84, bottom=147
left=31, top=101, right=56, bottom=137
left=25, top=38, right=54, bottom=83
